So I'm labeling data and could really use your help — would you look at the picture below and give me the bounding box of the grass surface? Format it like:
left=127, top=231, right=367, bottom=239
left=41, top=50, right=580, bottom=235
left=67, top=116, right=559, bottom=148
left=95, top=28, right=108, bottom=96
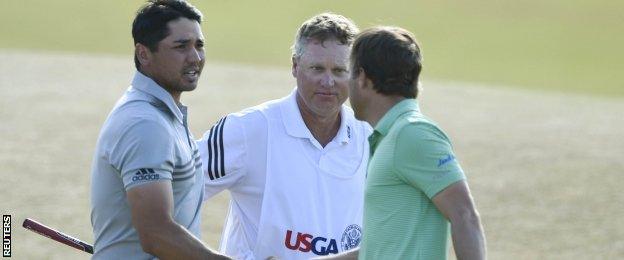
left=1, top=0, right=622, bottom=96
left=1, top=50, right=623, bottom=259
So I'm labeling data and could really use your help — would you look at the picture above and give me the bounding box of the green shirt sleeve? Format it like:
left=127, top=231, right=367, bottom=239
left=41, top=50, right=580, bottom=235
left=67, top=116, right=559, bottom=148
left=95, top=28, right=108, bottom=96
left=393, top=122, right=465, bottom=199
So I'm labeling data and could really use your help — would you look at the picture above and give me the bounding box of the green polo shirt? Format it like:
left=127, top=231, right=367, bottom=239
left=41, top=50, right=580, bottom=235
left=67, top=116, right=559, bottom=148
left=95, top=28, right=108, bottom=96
left=359, top=99, right=465, bottom=260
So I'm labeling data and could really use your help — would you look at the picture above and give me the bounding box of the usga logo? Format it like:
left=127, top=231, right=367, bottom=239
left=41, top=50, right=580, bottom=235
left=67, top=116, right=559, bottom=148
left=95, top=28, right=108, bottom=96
left=283, top=225, right=362, bottom=256
left=284, top=230, right=339, bottom=256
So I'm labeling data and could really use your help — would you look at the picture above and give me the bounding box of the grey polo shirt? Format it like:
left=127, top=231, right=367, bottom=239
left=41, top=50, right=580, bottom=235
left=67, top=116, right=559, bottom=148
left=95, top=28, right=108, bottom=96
left=90, top=71, right=204, bottom=259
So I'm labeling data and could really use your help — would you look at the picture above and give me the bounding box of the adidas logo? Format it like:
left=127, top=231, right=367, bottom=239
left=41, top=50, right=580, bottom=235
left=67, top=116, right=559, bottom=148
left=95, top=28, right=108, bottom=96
left=132, top=168, right=160, bottom=181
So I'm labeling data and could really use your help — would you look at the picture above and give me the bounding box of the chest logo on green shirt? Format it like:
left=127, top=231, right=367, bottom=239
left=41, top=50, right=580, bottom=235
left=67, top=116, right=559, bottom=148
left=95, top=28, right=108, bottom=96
left=437, top=154, right=456, bottom=167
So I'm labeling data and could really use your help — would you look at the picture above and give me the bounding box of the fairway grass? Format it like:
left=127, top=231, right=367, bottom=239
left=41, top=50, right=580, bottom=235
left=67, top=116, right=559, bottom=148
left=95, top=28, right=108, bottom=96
left=1, top=0, right=623, bottom=96
left=1, top=50, right=622, bottom=259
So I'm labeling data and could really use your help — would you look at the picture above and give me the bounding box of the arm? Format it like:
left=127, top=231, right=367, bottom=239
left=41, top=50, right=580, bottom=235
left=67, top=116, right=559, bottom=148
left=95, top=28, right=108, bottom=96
left=394, top=123, right=485, bottom=259
left=127, top=181, right=230, bottom=260
left=432, top=180, right=486, bottom=260
left=313, top=248, right=359, bottom=260
left=199, top=115, right=249, bottom=199
left=111, top=118, right=230, bottom=259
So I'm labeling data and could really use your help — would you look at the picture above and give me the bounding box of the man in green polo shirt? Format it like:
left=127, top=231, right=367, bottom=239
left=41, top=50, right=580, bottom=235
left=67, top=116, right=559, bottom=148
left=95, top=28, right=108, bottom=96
left=323, top=26, right=486, bottom=260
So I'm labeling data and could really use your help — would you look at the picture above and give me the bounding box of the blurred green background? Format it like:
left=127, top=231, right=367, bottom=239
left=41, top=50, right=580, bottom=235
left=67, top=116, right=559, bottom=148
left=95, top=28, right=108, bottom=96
left=1, top=0, right=622, bottom=96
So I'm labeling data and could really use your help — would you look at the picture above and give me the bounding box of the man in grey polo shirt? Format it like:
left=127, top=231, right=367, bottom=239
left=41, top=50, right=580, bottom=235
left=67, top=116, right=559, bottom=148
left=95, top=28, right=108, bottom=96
left=90, top=1, right=229, bottom=259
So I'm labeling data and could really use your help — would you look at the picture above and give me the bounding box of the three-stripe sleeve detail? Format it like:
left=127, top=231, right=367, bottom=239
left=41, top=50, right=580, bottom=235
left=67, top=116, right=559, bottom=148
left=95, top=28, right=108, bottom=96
left=218, top=116, right=226, bottom=178
left=171, top=149, right=200, bottom=182
left=206, top=116, right=227, bottom=180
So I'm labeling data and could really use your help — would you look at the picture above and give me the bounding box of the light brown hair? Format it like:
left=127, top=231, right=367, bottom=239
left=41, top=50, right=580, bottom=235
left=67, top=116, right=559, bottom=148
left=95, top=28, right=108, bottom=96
left=291, top=13, right=359, bottom=59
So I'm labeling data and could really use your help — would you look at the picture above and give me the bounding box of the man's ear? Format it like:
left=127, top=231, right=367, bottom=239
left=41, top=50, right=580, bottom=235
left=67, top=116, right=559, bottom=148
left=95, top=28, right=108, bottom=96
left=364, top=75, right=374, bottom=91
left=357, top=69, right=373, bottom=91
left=291, top=56, right=298, bottom=78
left=135, top=43, right=151, bottom=69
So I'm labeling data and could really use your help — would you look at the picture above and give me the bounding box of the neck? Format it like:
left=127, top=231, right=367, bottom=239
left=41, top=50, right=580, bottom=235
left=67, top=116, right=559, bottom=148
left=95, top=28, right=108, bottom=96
left=297, top=96, right=341, bottom=147
left=168, top=91, right=182, bottom=104
left=141, top=69, right=182, bottom=104
left=364, top=95, right=407, bottom=128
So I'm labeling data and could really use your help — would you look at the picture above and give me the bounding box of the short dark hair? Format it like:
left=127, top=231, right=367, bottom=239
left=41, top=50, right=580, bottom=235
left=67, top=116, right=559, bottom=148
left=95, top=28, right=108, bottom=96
left=351, top=26, right=423, bottom=98
left=132, top=0, right=203, bottom=70
left=291, top=13, right=359, bottom=59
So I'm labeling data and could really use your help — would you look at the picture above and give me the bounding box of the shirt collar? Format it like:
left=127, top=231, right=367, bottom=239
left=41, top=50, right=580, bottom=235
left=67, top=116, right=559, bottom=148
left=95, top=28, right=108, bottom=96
left=281, top=88, right=352, bottom=145
left=374, top=98, right=421, bottom=136
left=335, top=108, right=352, bottom=144
left=131, top=71, right=185, bottom=124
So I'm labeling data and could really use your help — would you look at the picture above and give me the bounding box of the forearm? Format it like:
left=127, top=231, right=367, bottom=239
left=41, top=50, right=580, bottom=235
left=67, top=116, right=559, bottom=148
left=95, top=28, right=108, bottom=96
left=141, top=220, right=229, bottom=260
left=431, top=181, right=486, bottom=260
left=314, top=248, right=359, bottom=260
left=450, top=215, right=486, bottom=260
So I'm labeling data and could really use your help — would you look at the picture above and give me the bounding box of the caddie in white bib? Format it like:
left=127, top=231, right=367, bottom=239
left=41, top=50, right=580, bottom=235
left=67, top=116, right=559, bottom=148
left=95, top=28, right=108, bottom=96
left=252, top=95, right=367, bottom=259
left=197, top=12, right=369, bottom=260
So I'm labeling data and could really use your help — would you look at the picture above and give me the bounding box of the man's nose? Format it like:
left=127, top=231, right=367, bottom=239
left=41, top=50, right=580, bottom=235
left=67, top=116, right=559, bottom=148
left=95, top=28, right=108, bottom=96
left=187, top=47, right=203, bottom=63
left=320, top=72, right=335, bottom=88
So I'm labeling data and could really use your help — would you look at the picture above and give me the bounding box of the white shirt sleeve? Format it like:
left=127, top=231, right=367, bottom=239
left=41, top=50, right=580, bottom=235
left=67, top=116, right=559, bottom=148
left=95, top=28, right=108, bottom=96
left=197, top=115, right=248, bottom=200
left=108, top=118, right=174, bottom=190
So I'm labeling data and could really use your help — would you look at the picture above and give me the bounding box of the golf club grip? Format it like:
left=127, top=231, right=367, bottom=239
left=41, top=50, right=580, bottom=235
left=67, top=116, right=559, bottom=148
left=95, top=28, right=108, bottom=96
left=22, top=218, right=94, bottom=254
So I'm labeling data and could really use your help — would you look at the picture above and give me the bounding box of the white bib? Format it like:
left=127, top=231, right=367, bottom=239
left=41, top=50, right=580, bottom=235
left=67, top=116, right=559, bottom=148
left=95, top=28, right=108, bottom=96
left=252, top=101, right=367, bottom=260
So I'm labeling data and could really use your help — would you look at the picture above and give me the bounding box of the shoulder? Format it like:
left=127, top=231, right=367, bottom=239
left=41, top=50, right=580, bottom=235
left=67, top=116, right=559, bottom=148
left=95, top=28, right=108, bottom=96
left=109, top=95, right=170, bottom=128
left=228, top=103, right=270, bottom=128
left=98, top=100, right=175, bottom=163
left=103, top=110, right=177, bottom=171
left=198, top=99, right=278, bottom=158
left=390, top=116, right=456, bottom=171
left=201, top=102, right=270, bottom=143
left=392, top=113, right=450, bottom=145
left=386, top=114, right=455, bottom=168
left=104, top=98, right=170, bottom=137
left=218, top=96, right=287, bottom=126
left=390, top=114, right=465, bottom=197
left=197, top=101, right=277, bottom=184
left=114, top=116, right=174, bottom=154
